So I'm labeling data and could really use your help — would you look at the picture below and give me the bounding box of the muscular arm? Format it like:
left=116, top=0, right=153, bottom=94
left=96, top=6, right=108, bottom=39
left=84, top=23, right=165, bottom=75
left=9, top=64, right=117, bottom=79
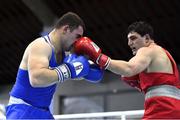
left=28, top=40, right=58, bottom=87
left=107, top=47, right=152, bottom=76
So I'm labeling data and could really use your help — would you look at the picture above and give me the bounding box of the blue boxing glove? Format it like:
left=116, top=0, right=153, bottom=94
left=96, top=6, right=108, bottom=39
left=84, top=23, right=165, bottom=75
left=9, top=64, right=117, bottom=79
left=63, top=54, right=103, bottom=83
left=84, top=64, right=104, bottom=83
left=55, top=54, right=89, bottom=82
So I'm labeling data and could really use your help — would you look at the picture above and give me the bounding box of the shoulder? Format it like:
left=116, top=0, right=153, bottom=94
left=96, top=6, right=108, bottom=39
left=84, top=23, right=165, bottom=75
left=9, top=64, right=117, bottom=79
left=31, top=37, right=49, bottom=47
left=136, top=46, right=154, bottom=57
left=29, top=37, right=52, bottom=56
left=137, top=44, right=165, bottom=60
left=31, top=37, right=51, bottom=50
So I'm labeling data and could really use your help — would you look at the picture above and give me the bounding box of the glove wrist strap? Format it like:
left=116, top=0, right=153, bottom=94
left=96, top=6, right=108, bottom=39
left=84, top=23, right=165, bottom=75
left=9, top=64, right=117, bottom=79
left=54, top=64, right=71, bottom=82
left=104, top=57, right=111, bottom=69
left=97, top=54, right=111, bottom=69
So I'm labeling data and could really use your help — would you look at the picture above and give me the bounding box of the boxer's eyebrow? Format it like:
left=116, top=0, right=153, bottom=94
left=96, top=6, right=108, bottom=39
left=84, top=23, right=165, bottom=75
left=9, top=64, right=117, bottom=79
left=128, top=35, right=137, bottom=40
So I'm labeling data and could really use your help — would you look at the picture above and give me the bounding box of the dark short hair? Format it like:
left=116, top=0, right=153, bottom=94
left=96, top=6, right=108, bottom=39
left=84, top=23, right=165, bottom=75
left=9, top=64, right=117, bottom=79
left=55, top=12, right=85, bottom=31
left=127, top=21, right=154, bottom=39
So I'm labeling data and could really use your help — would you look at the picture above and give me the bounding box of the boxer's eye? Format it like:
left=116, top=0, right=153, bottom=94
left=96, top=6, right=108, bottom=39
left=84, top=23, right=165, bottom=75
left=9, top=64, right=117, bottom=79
left=131, top=37, right=136, bottom=41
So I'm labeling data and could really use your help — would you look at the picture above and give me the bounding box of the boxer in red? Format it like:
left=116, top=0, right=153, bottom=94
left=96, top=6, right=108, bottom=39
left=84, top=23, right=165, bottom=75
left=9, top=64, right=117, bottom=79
left=74, top=21, right=180, bottom=119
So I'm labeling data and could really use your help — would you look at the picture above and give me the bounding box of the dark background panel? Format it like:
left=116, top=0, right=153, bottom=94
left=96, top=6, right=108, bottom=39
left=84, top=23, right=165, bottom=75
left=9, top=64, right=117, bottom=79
left=0, top=0, right=179, bottom=84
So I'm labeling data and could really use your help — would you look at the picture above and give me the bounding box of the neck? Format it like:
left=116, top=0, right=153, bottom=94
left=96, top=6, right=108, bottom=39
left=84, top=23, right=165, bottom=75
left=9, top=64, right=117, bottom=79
left=147, top=40, right=156, bottom=47
left=48, top=29, right=62, bottom=53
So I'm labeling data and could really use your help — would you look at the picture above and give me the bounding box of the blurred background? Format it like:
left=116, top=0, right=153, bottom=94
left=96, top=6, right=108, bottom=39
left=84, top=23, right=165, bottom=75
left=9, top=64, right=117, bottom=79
left=0, top=0, right=180, bottom=117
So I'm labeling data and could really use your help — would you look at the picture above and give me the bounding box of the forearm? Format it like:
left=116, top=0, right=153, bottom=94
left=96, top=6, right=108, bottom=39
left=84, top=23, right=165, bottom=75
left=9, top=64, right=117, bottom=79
left=107, top=59, right=134, bottom=76
left=29, top=68, right=59, bottom=87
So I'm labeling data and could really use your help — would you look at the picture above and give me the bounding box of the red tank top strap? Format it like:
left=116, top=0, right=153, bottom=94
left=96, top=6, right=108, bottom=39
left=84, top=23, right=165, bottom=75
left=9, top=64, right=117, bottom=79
left=162, top=48, right=179, bottom=81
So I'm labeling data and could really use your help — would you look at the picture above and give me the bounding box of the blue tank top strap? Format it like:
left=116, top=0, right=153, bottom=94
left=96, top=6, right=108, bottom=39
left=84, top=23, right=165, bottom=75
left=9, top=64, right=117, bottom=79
left=43, top=35, right=58, bottom=67
left=43, top=35, right=65, bottom=66
left=43, top=35, right=53, bottom=48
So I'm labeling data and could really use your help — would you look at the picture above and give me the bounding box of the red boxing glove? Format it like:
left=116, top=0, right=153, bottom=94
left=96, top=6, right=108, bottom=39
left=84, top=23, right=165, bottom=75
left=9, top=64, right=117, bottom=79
left=74, top=37, right=110, bottom=69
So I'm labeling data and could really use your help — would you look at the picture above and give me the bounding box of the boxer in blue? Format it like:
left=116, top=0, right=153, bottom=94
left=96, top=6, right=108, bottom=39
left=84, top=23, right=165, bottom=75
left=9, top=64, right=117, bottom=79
left=6, top=12, right=103, bottom=119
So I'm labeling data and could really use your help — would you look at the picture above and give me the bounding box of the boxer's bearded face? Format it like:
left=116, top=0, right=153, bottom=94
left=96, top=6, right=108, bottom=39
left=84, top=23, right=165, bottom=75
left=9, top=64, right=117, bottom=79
left=127, top=32, right=147, bottom=55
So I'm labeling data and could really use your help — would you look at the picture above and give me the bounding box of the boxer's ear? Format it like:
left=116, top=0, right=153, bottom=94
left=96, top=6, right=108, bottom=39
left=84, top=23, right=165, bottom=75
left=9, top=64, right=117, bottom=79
left=145, top=34, right=150, bottom=40
left=144, top=34, right=150, bottom=43
left=62, top=25, right=70, bottom=34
